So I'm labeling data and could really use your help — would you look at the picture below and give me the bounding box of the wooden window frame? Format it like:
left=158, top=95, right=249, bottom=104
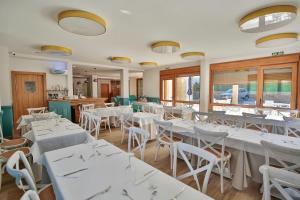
left=160, top=66, right=200, bottom=106
left=136, top=78, right=143, bottom=97
left=209, top=53, right=300, bottom=110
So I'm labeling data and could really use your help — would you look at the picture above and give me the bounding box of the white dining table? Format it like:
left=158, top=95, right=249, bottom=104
left=42, top=139, right=213, bottom=200
left=168, top=118, right=300, bottom=190
left=17, top=112, right=60, bottom=134
left=26, top=118, right=93, bottom=163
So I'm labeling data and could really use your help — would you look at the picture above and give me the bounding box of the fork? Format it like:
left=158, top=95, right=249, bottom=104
left=170, top=187, right=186, bottom=200
left=52, top=154, right=74, bottom=162
left=122, top=189, right=134, bottom=200
left=85, top=185, right=111, bottom=200
left=105, top=152, right=122, bottom=157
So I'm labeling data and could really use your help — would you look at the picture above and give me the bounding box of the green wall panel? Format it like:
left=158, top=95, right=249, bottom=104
left=1, top=106, right=13, bottom=138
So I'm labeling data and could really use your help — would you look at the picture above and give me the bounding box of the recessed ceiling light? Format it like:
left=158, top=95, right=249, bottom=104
left=41, top=45, right=72, bottom=56
left=110, top=56, right=132, bottom=64
left=151, top=41, right=180, bottom=54
left=256, top=33, right=298, bottom=48
left=139, top=62, right=158, bottom=67
left=58, top=10, right=107, bottom=36
left=120, top=9, right=132, bottom=15
left=239, top=5, right=297, bottom=33
left=181, top=52, right=205, bottom=61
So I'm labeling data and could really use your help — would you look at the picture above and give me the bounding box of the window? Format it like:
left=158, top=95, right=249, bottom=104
left=160, top=66, right=200, bottom=111
left=262, top=64, right=296, bottom=108
left=210, top=54, right=299, bottom=110
left=213, top=69, right=256, bottom=105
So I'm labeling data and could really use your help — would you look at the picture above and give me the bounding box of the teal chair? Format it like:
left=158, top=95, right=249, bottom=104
left=48, top=101, right=71, bottom=120
left=113, top=96, right=121, bottom=106
left=131, top=103, right=142, bottom=112
left=129, top=95, right=137, bottom=103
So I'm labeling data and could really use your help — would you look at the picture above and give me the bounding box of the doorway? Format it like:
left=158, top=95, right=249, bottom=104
left=11, top=71, right=47, bottom=138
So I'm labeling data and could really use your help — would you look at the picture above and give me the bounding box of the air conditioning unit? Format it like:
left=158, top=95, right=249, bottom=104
left=50, top=62, right=67, bottom=74
left=50, top=68, right=67, bottom=74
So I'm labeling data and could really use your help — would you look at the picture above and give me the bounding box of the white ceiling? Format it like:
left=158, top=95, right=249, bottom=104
left=0, top=0, right=300, bottom=69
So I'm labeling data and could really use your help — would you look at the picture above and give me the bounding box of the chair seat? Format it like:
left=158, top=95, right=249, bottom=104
left=160, top=135, right=183, bottom=143
left=0, top=147, right=30, bottom=161
left=206, top=148, right=231, bottom=159
left=39, top=184, right=56, bottom=200
left=1, top=138, right=27, bottom=149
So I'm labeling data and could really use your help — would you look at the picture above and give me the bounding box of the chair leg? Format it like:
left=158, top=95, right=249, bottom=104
left=169, top=146, right=173, bottom=169
left=220, top=161, right=224, bottom=193
left=121, top=131, right=125, bottom=144
left=155, top=143, right=160, bottom=161
left=107, top=120, right=111, bottom=133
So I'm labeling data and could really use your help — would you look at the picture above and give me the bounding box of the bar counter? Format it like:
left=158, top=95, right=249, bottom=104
left=49, top=98, right=107, bottom=123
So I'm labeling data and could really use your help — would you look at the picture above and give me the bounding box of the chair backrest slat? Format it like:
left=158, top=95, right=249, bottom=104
left=6, top=151, right=37, bottom=192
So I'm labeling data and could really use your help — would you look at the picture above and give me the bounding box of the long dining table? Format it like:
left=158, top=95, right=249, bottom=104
left=168, top=118, right=300, bottom=190
left=25, top=118, right=93, bottom=163
left=42, top=139, right=213, bottom=200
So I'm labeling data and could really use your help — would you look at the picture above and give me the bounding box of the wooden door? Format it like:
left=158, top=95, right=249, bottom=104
left=11, top=71, right=47, bottom=138
left=100, top=84, right=109, bottom=102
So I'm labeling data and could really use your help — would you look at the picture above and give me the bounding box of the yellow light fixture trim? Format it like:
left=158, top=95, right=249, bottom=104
left=256, top=33, right=298, bottom=48
left=58, top=10, right=107, bottom=36
left=139, top=62, right=158, bottom=67
left=239, top=5, right=297, bottom=33
left=110, top=57, right=132, bottom=64
left=151, top=41, right=180, bottom=54
left=181, top=52, right=205, bottom=60
left=41, top=45, right=72, bottom=56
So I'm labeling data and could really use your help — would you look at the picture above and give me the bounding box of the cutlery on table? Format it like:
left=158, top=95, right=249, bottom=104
left=79, top=154, right=86, bottom=162
left=134, top=170, right=158, bottom=185
left=105, top=152, right=122, bottom=157
left=96, top=150, right=101, bottom=156
left=122, top=189, right=134, bottom=200
left=52, top=154, right=74, bottom=162
left=150, top=190, right=158, bottom=200
left=61, top=168, right=88, bottom=177
left=37, top=132, right=52, bottom=136
left=170, top=187, right=186, bottom=200
left=85, top=185, right=112, bottom=200
left=94, top=144, right=109, bottom=149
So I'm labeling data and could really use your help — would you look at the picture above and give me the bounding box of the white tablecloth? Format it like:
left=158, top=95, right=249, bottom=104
left=133, top=112, right=162, bottom=139
left=42, top=140, right=213, bottom=200
left=169, top=118, right=300, bottom=190
left=17, top=112, right=59, bottom=130
left=26, top=118, right=93, bottom=163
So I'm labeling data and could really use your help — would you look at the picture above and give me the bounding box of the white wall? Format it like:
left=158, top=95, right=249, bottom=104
left=10, top=57, right=68, bottom=90
left=0, top=46, right=11, bottom=105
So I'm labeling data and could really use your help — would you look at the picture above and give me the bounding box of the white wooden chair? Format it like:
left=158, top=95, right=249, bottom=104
left=163, top=106, right=176, bottom=120
left=261, top=140, right=300, bottom=173
left=80, top=104, right=95, bottom=128
left=120, top=113, right=134, bottom=144
left=192, top=112, right=209, bottom=122
left=6, top=151, right=55, bottom=199
left=261, top=140, right=300, bottom=199
left=153, top=119, right=183, bottom=169
left=172, top=142, right=217, bottom=193
left=27, top=107, right=46, bottom=115
left=285, top=120, right=300, bottom=137
left=128, top=127, right=149, bottom=161
left=242, top=112, right=266, bottom=119
left=193, top=126, right=231, bottom=193
left=210, top=111, right=226, bottom=125
left=142, top=104, right=152, bottom=113
left=260, top=165, right=300, bottom=200
left=0, top=147, right=30, bottom=190
left=20, top=190, right=40, bottom=200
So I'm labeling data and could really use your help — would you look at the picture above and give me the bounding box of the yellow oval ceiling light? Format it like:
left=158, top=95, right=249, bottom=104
left=110, top=56, right=132, bottom=64
left=58, top=10, right=107, bottom=36
left=151, top=41, right=180, bottom=54
left=181, top=52, right=205, bottom=61
left=239, top=5, right=297, bottom=33
left=139, top=62, right=158, bottom=67
left=256, top=33, right=298, bottom=48
left=41, top=45, right=72, bottom=56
